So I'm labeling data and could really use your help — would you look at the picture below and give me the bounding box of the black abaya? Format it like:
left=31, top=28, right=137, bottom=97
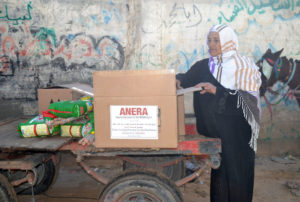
left=176, top=58, right=255, bottom=202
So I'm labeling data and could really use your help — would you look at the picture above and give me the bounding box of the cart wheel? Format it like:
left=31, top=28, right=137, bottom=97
left=0, top=173, right=18, bottom=202
left=19, top=158, right=57, bottom=194
left=123, top=156, right=185, bottom=181
left=99, top=169, right=183, bottom=202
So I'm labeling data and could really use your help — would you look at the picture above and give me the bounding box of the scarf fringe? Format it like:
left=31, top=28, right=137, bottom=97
left=237, top=93, right=260, bottom=152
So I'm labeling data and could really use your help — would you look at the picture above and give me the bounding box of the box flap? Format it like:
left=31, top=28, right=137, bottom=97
left=93, top=69, right=176, bottom=97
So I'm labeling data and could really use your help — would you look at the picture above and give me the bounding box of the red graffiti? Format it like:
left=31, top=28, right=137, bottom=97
left=23, top=22, right=31, bottom=35
left=60, top=39, right=93, bottom=59
left=80, top=39, right=92, bottom=57
left=0, top=25, right=124, bottom=69
left=2, top=37, right=16, bottom=54
left=0, top=26, right=6, bottom=33
left=20, top=40, right=35, bottom=56
left=99, top=41, right=109, bottom=56
left=53, top=45, right=65, bottom=57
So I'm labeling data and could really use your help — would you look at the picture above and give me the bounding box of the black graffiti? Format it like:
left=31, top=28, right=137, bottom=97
left=0, top=55, right=15, bottom=76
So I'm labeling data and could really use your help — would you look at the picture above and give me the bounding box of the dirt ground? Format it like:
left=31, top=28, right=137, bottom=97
left=18, top=152, right=300, bottom=202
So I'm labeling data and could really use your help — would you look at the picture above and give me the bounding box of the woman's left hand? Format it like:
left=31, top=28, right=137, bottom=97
left=195, top=82, right=216, bottom=95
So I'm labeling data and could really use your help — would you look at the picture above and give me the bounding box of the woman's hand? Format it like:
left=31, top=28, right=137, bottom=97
left=176, top=80, right=182, bottom=89
left=195, top=82, right=216, bottom=95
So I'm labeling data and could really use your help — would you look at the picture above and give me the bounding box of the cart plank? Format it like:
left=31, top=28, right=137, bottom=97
left=0, top=119, right=72, bottom=151
left=60, top=135, right=221, bottom=156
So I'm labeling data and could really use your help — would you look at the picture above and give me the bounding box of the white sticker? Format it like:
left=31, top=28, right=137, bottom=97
left=110, top=105, right=158, bottom=139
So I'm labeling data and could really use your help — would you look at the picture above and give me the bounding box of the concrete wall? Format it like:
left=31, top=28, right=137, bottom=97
left=0, top=0, right=299, bottom=152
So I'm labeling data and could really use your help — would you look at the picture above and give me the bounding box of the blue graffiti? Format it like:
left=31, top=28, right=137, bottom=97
left=179, top=49, right=198, bottom=72
left=165, top=43, right=176, bottom=52
left=104, top=44, right=115, bottom=57
left=113, top=7, right=122, bottom=21
left=91, top=15, right=102, bottom=26
left=79, top=16, right=90, bottom=29
left=218, top=0, right=226, bottom=7
left=268, top=43, right=277, bottom=53
left=67, top=34, right=76, bottom=40
left=96, top=47, right=102, bottom=55
left=102, top=9, right=113, bottom=24
left=89, top=6, right=122, bottom=26
left=253, top=45, right=262, bottom=61
left=200, top=45, right=206, bottom=58
left=274, top=11, right=300, bottom=21
left=264, top=82, right=299, bottom=109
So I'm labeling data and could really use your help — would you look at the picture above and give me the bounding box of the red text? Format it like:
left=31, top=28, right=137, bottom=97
left=120, top=107, right=148, bottom=116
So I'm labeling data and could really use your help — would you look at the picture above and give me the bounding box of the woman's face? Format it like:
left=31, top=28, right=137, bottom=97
left=207, top=31, right=222, bottom=57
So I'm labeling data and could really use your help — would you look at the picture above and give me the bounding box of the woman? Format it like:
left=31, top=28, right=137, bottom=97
left=176, top=24, right=261, bottom=202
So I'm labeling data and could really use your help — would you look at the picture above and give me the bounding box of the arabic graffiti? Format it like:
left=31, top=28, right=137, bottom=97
left=218, top=0, right=300, bottom=23
left=135, top=42, right=203, bottom=72
left=142, top=2, right=202, bottom=33
left=0, top=1, right=32, bottom=25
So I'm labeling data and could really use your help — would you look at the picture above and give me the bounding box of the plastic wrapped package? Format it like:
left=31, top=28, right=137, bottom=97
left=17, top=115, right=60, bottom=138
left=48, top=100, right=93, bottom=118
left=60, top=120, right=93, bottom=137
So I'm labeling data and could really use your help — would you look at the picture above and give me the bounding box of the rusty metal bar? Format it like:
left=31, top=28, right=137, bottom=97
left=118, top=156, right=148, bottom=167
left=78, top=160, right=109, bottom=185
left=120, top=156, right=186, bottom=170
left=0, top=153, right=51, bottom=170
left=175, top=160, right=210, bottom=187
left=11, top=172, right=34, bottom=187
left=158, top=156, right=185, bottom=168
left=50, top=153, right=60, bottom=166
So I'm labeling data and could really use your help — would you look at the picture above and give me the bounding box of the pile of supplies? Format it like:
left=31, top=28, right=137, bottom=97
left=17, top=96, right=95, bottom=139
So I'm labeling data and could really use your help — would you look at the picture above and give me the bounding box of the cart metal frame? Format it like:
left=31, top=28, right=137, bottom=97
left=0, top=118, right=221, bottom=201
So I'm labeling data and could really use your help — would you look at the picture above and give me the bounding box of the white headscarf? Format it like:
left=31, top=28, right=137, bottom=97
left=208, top=24, right=261, bottom=93
left=208, top=24, right=262, bottom=152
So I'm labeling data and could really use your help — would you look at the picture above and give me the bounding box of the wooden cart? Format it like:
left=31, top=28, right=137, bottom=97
left=0, top=118, right=221, bottom=202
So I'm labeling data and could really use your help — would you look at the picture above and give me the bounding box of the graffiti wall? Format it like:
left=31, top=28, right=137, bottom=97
left=0, top=0, right=127, bottom=117
left=0, top=0, right=299, bottom=144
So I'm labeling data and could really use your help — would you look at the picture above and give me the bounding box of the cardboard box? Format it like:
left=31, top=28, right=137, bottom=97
left=38, top=83, right=93, bottom=114
left=177, top=95, right=185, bottom=136
left=93, top=70, right=176, bottom=97
left=93, top=69, right=182, bottom=148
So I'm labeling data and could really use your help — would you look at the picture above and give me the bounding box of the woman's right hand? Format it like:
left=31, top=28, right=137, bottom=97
left=195, top=82, right=216, bottom=95
left=176, top=80, right=182, bottom=89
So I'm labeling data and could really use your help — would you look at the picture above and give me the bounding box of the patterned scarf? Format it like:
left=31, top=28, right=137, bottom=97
left=207, top=24, right=261, bottom=152
left=208, top=24, right=261, bottom=92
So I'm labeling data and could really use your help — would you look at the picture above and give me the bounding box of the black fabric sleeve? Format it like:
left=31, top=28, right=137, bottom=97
left=176, top=61, right=202, bottom=88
